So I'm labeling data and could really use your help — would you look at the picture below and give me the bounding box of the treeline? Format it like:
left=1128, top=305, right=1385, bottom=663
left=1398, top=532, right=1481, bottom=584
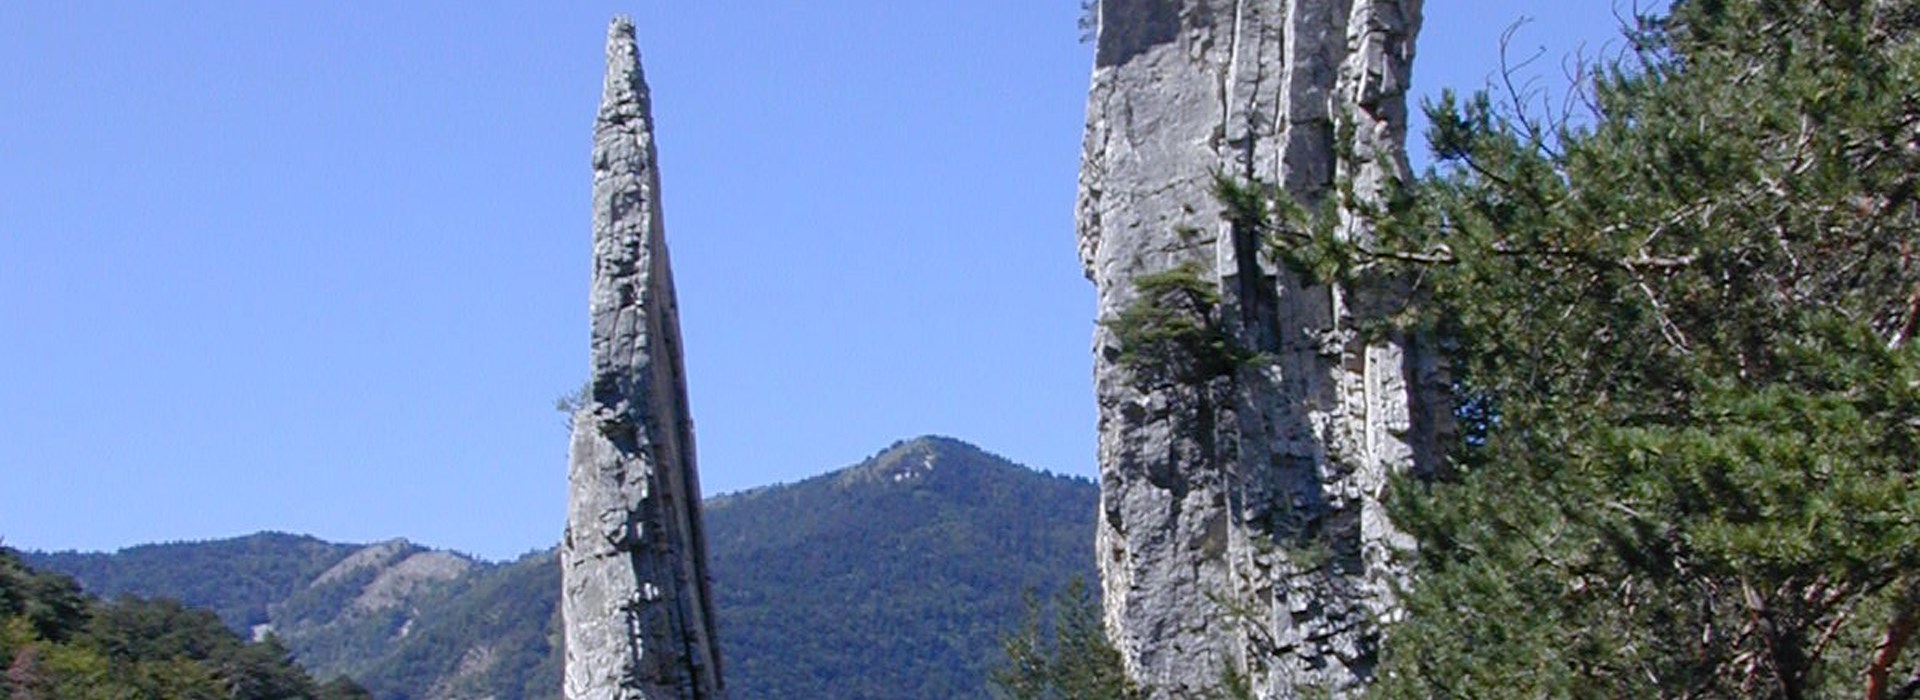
left=26, top=533, right=358, bottom=634
left=21, top=437, right=1100, bottom=699
left=0, top=546, right=367, bottom=700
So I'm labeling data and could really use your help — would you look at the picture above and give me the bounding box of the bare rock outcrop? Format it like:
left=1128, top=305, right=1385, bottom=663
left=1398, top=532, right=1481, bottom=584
left=561, top=17, right=725, bottom=700
left=1078, top=1, right=1447, bottom=697
left=354, top=551, right=472, bottom=614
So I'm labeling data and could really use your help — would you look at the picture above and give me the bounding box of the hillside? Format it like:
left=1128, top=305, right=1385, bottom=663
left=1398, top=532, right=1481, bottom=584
left=707, top=435, right=1097, bottom=698
left=25, top=531, right=361, bottom=634
left=0, top=546, right=371, bottom=698
left=25, top=435, right=1097, bottom=699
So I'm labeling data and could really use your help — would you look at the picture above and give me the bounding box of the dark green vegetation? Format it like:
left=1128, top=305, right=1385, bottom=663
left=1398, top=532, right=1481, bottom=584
left=709, top=436, right=1095, bottom=699
left=1103, top=261, right=1248, bottom=388
left=0, top=546, right=370, bottom=699
left=27, top=436, right=1097, bottom=700
left=349, top=551, right=560, bottom=700
left=28, top=532, right=360, bottom=635
left=32, top=534, right=531, bottom=699
left=1223, top=0, right=1920, bottom=696
left=993, top=578, right=1143, bottom=700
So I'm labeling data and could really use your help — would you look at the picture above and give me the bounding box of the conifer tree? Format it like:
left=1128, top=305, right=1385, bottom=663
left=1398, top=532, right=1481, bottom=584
left=994, top=579, right=1144, bottom=700
left=1279, top=1, right=1920, bottom=696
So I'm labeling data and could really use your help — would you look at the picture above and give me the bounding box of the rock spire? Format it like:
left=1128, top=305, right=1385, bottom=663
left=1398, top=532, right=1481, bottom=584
left=1078, top=1, right=1446, bottom=697
left=561, top=17, right=725, bottom=700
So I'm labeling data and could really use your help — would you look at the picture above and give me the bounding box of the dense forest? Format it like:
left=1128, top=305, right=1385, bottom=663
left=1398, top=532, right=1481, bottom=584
left=1305, top=0, right=1920, bottom=696
left=26, top=436, right=1097, bottom=700
left=0, top=546, right=368, bottom=699
left=709, top=436, right=1096, bottom=698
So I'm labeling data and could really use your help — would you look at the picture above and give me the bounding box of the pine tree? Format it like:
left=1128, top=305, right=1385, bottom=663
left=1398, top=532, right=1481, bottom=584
left=0, top=547, right=370, bottom=700
left=1247, top=0, right=1920, bottom=696
left=994, top=578, right=1144, bottom=700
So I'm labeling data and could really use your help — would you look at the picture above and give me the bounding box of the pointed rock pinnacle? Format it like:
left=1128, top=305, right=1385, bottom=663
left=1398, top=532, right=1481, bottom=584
left=561, top=16, right=726, bottom=700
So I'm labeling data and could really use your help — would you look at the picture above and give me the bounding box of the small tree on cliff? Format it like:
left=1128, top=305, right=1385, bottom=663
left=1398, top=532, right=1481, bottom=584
left=1225, top=0, right=1920, bottom=697
left=1103, top=261, right=1248, bottom=390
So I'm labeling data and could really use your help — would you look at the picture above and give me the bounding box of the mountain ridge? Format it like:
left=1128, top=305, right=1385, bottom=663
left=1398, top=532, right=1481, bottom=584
left=23, top=435, right=1097, bottom=700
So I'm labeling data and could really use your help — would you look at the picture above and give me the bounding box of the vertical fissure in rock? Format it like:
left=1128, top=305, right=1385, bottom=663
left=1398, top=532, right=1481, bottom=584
left=1080, top=1, right=1438, bottom=697
left=561, top=16, right=726, bottom=700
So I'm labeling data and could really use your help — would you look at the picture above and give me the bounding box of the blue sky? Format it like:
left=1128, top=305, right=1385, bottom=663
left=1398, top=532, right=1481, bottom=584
left=0, top=2, right=1658, bottom=561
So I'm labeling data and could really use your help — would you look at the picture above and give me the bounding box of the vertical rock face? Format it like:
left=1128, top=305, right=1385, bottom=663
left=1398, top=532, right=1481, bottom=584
left=1079, top=1, right=1446, bottom=697
left=562, top=17, right=725, bottom=700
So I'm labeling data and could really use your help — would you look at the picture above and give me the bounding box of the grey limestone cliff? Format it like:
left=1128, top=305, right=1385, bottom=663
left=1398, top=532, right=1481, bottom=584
left=561, top=17, right=725, bottom=700
left=1079, top=1, right=1448, bottom=697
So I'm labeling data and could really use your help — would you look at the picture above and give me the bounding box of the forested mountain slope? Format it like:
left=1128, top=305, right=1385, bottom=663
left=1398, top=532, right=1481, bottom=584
left=26, top=436, right=1097, bottom=699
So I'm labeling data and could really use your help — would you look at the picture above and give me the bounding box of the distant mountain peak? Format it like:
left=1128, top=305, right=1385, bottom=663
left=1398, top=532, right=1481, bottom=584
left=25, top=435, right=1098, bottom=700
left=885, top=445, right=939, bottom=483
left=839, top=435, right=1003, bottom=486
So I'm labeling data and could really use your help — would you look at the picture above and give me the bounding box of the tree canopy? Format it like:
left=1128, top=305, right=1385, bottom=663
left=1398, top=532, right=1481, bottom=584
left=1311, top=0, right=1920, bottom=697
left=0, top=546, right=368, bottom=700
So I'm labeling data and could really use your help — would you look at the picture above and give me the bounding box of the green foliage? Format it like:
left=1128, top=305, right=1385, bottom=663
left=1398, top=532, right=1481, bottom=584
left=25, top=535, right=505, bottom=699
left=264, top=556, right=414, bottom=679
left=709, top=437, right=1099, bottom=699
left=993, top=578, right=1142, bottom=700
left=317, top=675, right=375, bottom=700
left=1212, top=172, right=1273, bottom=234
left=554, top=381, right=590, bottom=430
left=26, top=532, right=357, bottom=632
left=1337, top=1, right=1920, bottom=697
left=28, top=436, right=1097, bottom=700
left=351, top=550, right=562, bottom=700
left=1212, top=172, right=1351, bottom=285
left=0, top=567, right=86, bottom=647
left=1104, top=262, right=1247, bottom=387
left=0, top=546, right=367, bottom=700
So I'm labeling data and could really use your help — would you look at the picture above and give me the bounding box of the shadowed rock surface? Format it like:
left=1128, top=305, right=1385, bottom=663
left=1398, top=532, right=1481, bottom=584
left=561, top=16, right=724, bottom=700
left=1077, top=1, right=1447, bottom=697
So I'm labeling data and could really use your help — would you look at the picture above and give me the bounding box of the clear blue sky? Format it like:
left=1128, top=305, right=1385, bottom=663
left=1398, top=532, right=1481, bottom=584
left=0, top=2, right=1659, bottom=561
